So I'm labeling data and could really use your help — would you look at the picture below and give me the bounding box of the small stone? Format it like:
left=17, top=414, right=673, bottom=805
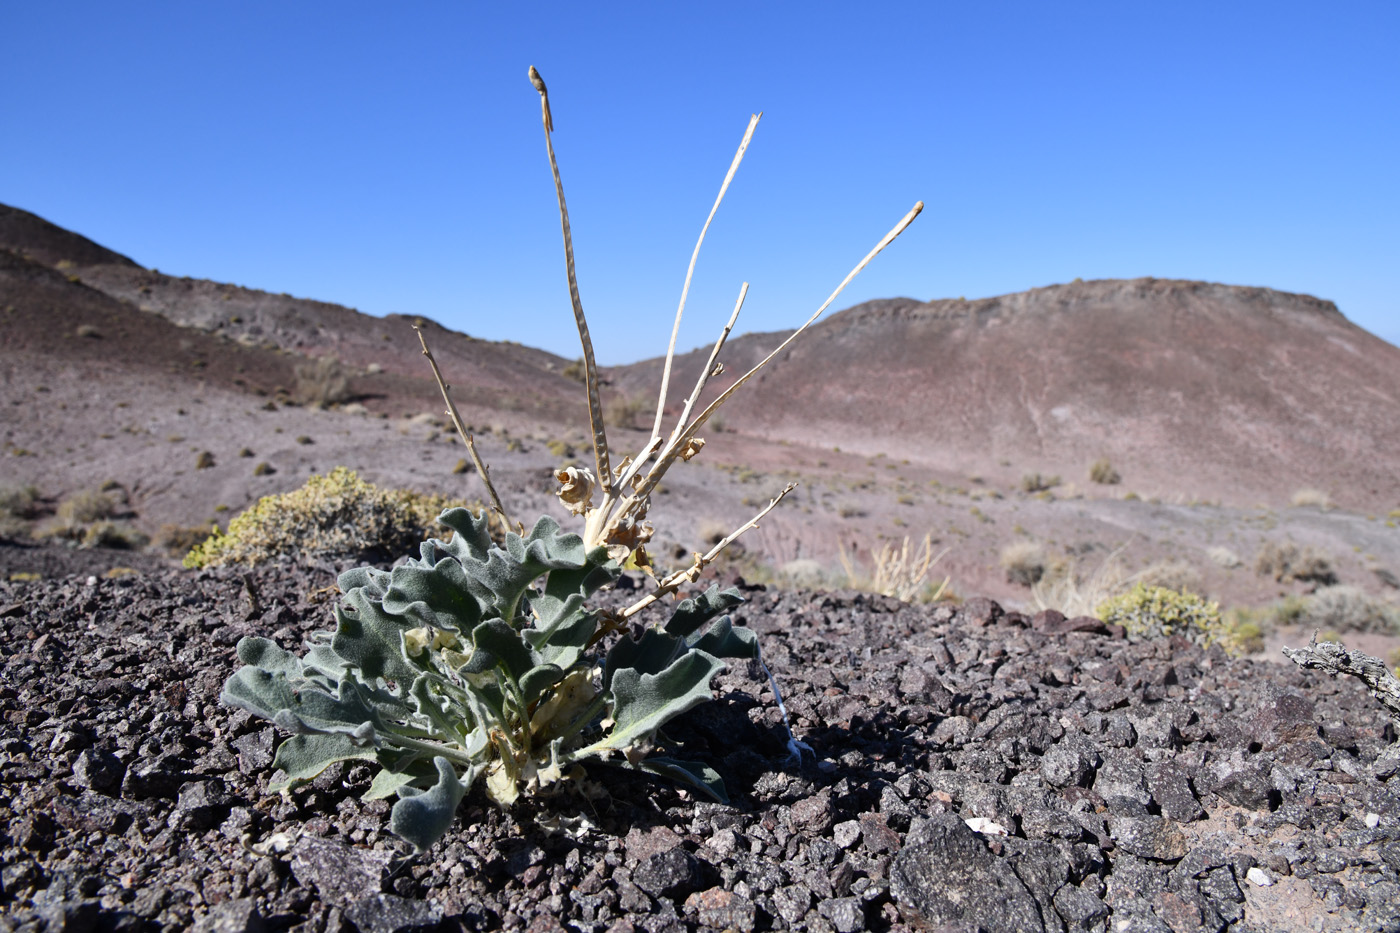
left=684, top=888, right=756, bottom=932
left=290, top=836, right=393, bottom=909
left=1053, top=885, right=1110, bottom=933
left=833, top=819, right=862, bottom=849
left=1246, top=866, right=1273, bottom=887
left=344, top=894, right=444, bottom=933
left=1365, top=812, right=1381, bottom=829
left=1109, top=816, right=1188, bottom=861
left=632, top=848, right=701, bottom=899
left=818, top=896, right=867, bottom=933
left=192, top=898, right=267, bottom=933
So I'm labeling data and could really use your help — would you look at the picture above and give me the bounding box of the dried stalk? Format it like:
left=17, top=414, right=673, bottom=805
left=530, top=65, right=612, bottom=495
left=651, top=113, right=761, bottom=440
left=1283, top=635, right=1400, bottom=727
left=619, top=482, right=797, bottom=622
left=414, top=325, right=510, bottom=528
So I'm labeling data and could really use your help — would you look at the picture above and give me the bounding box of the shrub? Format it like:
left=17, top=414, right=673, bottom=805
left=1295, top=586, right=1400, bottom=635
left=1255, top=541, right=1337, bottom=584
left=221, top=65, right=920, bottom=854
left=561, top=358, right=586, bottom=383
left=1096, top=583, right=1225, bottom=647
left=1021, top=473, right=1061, bottom=494
left=294, top=355, right=351, bottom=408
left=1001, top=540, right=1045, bottom=586
left=186, top=467, right=490, bottom=568
left=1290, top=488, right=1333, bottom=510
left=1089, top=459, right=1121, bottom=485
left=195, top=451, right=216, bottom=470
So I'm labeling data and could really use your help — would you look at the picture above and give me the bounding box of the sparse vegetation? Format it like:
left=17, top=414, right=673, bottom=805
left=1293, top=585, right=1400, bottom=635
left=561, top=357, right=586, bottom=383
left=1089, top=459, right=1121, bottom=485
left=1207, top=546, right=1242, bottom=569
left=195, top=451, right=215, bottom=470
left=0, top=484, right=41, bottom=540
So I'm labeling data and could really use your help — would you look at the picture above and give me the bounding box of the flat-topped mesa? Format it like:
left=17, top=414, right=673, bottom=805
left=827, top=278, right=1345, bottom=330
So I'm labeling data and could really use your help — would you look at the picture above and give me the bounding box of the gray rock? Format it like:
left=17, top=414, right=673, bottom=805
left=167, top=778, right=232, bottom=831
left=1095, top=750, right=1153, bottom=816
left=890, top=813, right=1046, bottom=933
left=192, top=898, right=266, bottom=933
left=70, top=748, right=123, bottom=792
left=1146, top=760, right=1205, bottom=823
left=1053, top=884, right=1110, bottom=932
left=684, top=887, right=757, bottom=932
left=817, top=896, right=866, bottom=933
left=1041, top=738, right=1098, bottom=788
left=632, top=847, right=701, bottom=899
left=290, top=836, right=393, bottom=909
left=344, top=894, right=444, bottom=933
left=1109, top=816, right=1188, bottom=862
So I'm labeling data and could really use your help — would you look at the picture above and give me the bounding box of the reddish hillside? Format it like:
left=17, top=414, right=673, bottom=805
left=614, top=281, right=1400, bottom=510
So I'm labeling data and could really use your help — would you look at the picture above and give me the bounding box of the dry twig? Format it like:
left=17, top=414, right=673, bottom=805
left=1283, top=635, right=1400, bottom=727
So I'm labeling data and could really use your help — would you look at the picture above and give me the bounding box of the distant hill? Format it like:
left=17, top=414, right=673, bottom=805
left=612, top=280, right=1400, bottom=510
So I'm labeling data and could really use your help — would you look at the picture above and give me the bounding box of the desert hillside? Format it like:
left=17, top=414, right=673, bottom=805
left=613, top=282, right=1400, bottom=513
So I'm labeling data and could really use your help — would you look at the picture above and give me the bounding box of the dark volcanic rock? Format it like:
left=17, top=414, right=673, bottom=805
left=891, top=813, right=1047, bottom=932
left=2, top=570, right=1398, bottom=933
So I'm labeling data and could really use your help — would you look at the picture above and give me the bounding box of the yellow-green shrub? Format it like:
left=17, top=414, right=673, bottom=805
left=1096, top=583, right=1225, bottom=648
left=185, top=467, right=488, bottom=568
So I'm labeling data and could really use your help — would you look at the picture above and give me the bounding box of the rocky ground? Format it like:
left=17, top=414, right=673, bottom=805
left=2, top=547, right=1398, bottom=932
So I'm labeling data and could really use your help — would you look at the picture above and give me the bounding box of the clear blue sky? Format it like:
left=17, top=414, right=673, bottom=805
left=5, top=3, right=1397, bottom=362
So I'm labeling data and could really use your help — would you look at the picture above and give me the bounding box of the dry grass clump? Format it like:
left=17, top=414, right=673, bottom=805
left=1089, top=459, right=1121, bottom=485
left=185, top=467, right=497, bottom=568
left=1207, top=546, right=1242, bottom=569
left=1255, top=540, right=1337, bottom=584
left=1290, top=488, right=1333, bottom=510
left=1136, top=559, right=1202, bottom=595
left=0, top=484, right=41, bottom=540
left=1001, top=539, right=1046, bottom=586
left=294, top=355, right=352, bottom=408
left=155, top=523, right=218, bottom=556
left=839, top=533, right=950, bottom=603
left=34, top=486, right=145, bottom=548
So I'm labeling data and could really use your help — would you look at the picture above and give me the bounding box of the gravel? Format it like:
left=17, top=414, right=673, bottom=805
left=2, top=554, right=1399, bottom=932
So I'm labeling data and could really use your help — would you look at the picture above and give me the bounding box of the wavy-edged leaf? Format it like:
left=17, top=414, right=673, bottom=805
left=380, top=556, right=489, bottom=633
left=604, top=628, right=679, bottom=691
left=685, top=615, right=758, bottom=661
left=435, top=508, right=495, bottom=564
left=338, top=564, right=393, bottom=598
left=267, top=733, right=377, bottom=792
left=390, top=757, right=473, bottom=853
left=331, top=591, right=422, bottom=690
left=366, top=766, right=427, bottom=801
left=594, top=650, right=725, bottom=753
left=665, top=585, right=744, bottom=637
left=235, top=636, right=303, bottom=677
left=633, top=756, right=729, bottom=803
left=464, top=618, right=537, bottom=689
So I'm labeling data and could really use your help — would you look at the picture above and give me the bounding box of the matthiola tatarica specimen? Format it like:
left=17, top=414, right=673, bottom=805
left=224, top=509, right=757, bottom=851
left=223, top=65, right=919, bottom=852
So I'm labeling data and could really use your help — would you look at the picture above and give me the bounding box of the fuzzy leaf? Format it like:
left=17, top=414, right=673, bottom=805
left=520, top=664, right=568, bottom=709
left=599, top=650, right=726, bottom=752
left=466, top=619, right=538, bottom=689
left=338, top=565, right=393, bottom=598
left=665, top=585, right=744, bottom=637
left=365, top=767, right=426, bottom=801
left=331, top=590, right=422, bottom=689
left=235, top=636, right=303, bottom=677
left=634, top=757, right=729, bottom=803
left=268, top=733, right=378, bottom=792
left=685, top=615, right=759, bottom=661
left=390, top=757, right=471, bottom=853
left=435, top=508, right=495, bottom=564
left=604, top=629, right=680, bottom=691
left=380, top=556, right=489, bottom=633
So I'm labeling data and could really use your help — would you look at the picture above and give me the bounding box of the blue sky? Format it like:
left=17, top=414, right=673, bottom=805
left=4, top=3, right=1397, bottom=362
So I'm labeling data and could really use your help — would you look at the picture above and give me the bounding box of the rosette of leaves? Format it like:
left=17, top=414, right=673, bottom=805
left=222, top=508, right=758, bottom=852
